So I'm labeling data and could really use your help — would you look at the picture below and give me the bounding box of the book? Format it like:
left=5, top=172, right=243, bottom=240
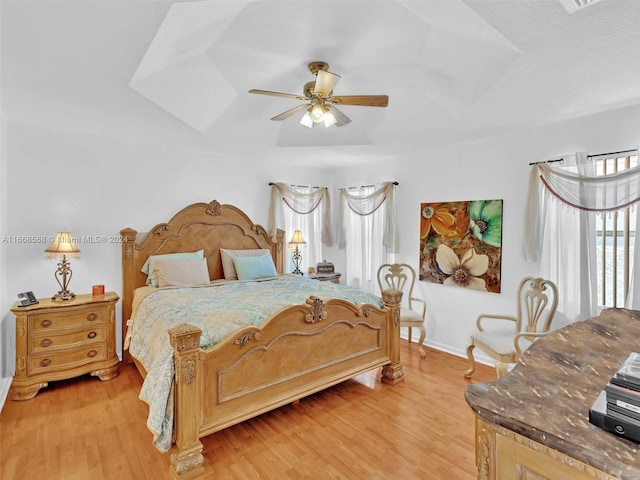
left=614, top=352, right=640, bottom=388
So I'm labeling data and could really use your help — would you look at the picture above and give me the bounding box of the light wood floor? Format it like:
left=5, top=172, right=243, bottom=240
left=0, top=341, right=494, bottom=480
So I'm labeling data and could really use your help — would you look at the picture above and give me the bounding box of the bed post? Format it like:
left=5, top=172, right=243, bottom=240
left=168, top=324, right=205, bottom=480
left=380, top=288, right=405, bottom=385
left=275, top=228, right=285, bottom=274
left=120, top=228, right=137, bottom=364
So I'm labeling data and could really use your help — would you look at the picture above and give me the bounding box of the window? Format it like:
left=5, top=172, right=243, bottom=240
left=338, top=182, right=398, bottom=293
left=595, top=154, right=638, bottom=307
left=282, top=185, right=323, bottom=274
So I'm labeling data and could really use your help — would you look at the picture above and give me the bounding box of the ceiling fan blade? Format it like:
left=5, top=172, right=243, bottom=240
left=249, top=89, right=307, bottom=101
left=314, top=70, right=341, bottom=98
left=327, top=105, right=351, bottom=127
left=329, top=95, right=389, bottom=107
left=271, top=103, right=311, bottom=121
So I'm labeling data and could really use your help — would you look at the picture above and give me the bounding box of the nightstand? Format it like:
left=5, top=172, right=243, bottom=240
left=309, top=273, right=342, bottom=284
left=10, top=292, right=120, bottom=400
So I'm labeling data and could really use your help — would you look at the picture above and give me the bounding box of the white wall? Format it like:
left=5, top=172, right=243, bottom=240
left=0, top=1, right=11, bottom=401
left=0, top=114, right=10, bottom=403
left=328, top=103, right=640, bottom=358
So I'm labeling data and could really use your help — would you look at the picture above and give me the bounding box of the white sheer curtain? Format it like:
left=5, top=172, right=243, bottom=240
left=627, top=211, right=640, bottom=309
left=526, top=151, right=640, bottom=323
left=268, top=183, right=329, bottom=274
left=336, top=182, right=398, bottom=293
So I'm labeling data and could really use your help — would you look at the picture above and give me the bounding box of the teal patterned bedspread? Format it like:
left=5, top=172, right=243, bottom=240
left=128, top=275, right=383, bottom=452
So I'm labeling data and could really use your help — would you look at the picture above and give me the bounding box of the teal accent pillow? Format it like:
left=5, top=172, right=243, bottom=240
left=141, top=250, right=204, bottom=287
left=233, top=255, right=278, bottom=281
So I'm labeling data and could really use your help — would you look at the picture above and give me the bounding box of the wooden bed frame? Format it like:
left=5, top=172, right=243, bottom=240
left=120, top=200, right=404, bottom=479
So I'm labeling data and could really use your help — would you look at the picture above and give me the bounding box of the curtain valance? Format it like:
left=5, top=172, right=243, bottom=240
left=537, top=162, right=640, bottom=212
left=525, top=152, right=640, bottom=263
left=268, top=183, right=333, bottom=246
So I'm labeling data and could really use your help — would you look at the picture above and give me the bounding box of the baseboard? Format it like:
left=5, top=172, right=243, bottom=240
left=402, top=331, right=493, bottom=367
left=0, top=376, right=12, bottom=412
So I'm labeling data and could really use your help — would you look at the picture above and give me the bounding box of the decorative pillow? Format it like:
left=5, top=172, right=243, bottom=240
left=141, top=250, right=204, bottom=287
left=154, top=258, right=210, bottom=288
left=232, top=255, right=278, bottom=281
left=220, top=248, right=272, bottom=280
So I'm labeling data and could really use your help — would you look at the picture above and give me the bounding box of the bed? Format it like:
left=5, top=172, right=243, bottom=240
left=120, top=200, right=404, bottom=479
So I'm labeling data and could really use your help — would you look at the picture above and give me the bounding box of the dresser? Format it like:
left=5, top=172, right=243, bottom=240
left=10, top=292, right=120, bottom=400
left=465, top=308, right=640, bottom=480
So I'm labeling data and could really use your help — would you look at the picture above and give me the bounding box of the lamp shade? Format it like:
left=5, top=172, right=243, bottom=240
left=44, top=231, right=81, bottom=259
left=288, top=230, right=306, bottom=245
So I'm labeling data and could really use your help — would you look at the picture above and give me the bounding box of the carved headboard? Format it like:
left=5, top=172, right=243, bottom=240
left=120, top=200, right=284, bottom=361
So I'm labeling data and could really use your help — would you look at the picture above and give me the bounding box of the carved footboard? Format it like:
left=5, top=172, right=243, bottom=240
left=167, top=291, right=403, bottom=479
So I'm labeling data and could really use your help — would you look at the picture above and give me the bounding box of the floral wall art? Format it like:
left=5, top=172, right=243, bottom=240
left=419, top=199, right=503, bottom=293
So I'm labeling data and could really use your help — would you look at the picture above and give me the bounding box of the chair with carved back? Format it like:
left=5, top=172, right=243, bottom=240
left=464, top=276, right=558, bottom=378
left=377, top=263, right=427, bottom=358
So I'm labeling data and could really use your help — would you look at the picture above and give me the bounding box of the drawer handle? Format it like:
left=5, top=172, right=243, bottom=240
left=87, top=331, right=97, bottom=339
left=40, top=338, right=52, bottom=348
left=87, top=350, right=97, bottom=358
left=40, top=319, right=52, bottom=328
left=87, top=313, right=97, bottom=322
left=40, top=358, right=51, bottom=367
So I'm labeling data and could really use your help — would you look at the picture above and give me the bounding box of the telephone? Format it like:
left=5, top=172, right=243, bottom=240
left=17, top=291, right=38, bottom=307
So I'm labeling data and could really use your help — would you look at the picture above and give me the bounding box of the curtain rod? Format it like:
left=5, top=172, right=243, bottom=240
left=339, top=181, right=399, bottom=191
left=530, top=148, right=637, bottom=166
left=268, top=182, right=322, bottom=188
left=529, top=158, right=564, bottom=166
left=587, top=148, right=637, bottom=159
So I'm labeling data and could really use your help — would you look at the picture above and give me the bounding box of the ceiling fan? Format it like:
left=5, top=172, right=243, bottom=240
left=249, top=61, right=389, bottom=128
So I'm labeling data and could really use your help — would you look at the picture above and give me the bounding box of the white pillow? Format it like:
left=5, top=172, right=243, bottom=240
left=220, top=248, right=272, bottom=280
left=232, top=255, right=278, bottom=281
left=154, top=258, right=210, bottom=287
left=141, top=250, right=204, bottom=287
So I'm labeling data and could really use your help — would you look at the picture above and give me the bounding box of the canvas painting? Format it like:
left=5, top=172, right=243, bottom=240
left=419, top=199, right=503, bottom=293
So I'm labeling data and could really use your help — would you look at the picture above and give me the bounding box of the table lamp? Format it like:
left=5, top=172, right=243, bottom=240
left=288, top=230, right=306, bottom=275
left=44, top=231, right=81, bottom=300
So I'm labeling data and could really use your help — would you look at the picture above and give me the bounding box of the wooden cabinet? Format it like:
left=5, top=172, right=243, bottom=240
left=10, top=292, right=120, bottom=400
left=475, top=417, right=618, bottom=480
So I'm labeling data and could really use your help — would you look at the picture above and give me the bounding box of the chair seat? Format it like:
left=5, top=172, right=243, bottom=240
left=472, top=330, right=533, bottom=356
left=400, top=307, right=424, bottom=325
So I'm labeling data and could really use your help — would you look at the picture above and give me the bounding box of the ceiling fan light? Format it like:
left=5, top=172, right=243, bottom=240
left=300, top=111, right=314, bottom=128
left=323, top=109, right=337, bottom=127
left=311, top=102, right=324, bottom=123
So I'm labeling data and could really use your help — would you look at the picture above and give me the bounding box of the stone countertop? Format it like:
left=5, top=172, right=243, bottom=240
left=465, top=308, right=640, bottom=480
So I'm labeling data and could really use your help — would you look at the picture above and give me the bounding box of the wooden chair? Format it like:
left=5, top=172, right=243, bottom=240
left=377, top=263, right=427, bottom=358
left=464, top=276, right=558, bottom=378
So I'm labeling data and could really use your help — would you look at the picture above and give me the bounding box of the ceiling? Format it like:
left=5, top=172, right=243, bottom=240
left=3, top=0, right=640, bottom=167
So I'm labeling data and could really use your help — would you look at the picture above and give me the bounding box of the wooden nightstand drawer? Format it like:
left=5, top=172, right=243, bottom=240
left=29, top=326, right=107, bottom=354
left=29, top=307, right=106, bottom=333
left=28, top=344, right=107, bottom=375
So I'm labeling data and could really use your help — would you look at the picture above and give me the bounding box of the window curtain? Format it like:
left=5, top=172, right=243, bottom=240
left=627, top=211, right=640, bottom=310
left=336, top=182, right=398, bottom=293
left=268, top=183, right=332, bottom=246
left=525, top=151, right=640, bottom=322
left=268, top=183, right=331, bottom=274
